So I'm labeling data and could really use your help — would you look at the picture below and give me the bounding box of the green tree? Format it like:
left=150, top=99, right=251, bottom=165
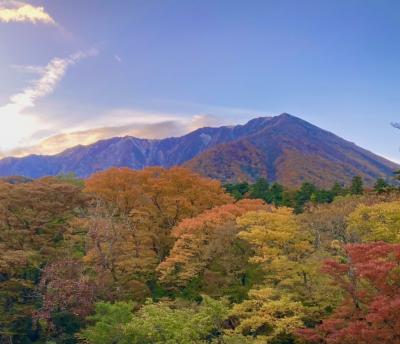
left=330, top=181, right=347, bottom=197
left=79, top=301, right=134, bottom=344
left=293, top=182, right=317, bottom=213
left=81, top=296, right=228, bottom=344
left=248, top=178, right=270, bottom=202
left=224, top=183, right=250, bottom=200
left=312, top=190, right=335, bottom=204
left=350, top=176, right=363, bottom=195
left=269, top=183, right=284, bottom=206
left=373, top=178, right=390, bottom=193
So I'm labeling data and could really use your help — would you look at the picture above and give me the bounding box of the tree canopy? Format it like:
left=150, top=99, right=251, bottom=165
left=1, top=168, right=399, bottom=344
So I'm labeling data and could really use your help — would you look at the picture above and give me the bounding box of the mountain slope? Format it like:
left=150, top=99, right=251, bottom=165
left=0, top=113, right=397, bottom=187
left=185, top=114, right=398, bottom=187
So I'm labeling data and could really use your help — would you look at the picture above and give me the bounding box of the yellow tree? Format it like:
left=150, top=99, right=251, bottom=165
left=227, top=287, right=305, bottom=343
left=230, top=208, right=339, bottom=342
left=157, top=199, right=269, bottom=298
left=347, top=201, right=400, bottom=243
left=237, top=208, right=313, bottom=286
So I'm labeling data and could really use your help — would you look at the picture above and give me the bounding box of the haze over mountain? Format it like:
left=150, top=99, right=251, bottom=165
left=0, top=113, right=397, bottom=187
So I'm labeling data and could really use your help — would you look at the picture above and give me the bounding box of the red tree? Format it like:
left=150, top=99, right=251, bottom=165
left=298, top=242, right=400, bottom=344
left=36, top=259, right=96, bottom=325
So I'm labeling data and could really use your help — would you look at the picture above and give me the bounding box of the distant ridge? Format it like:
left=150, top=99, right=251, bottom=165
left=0, top=113, right=397, bottom=187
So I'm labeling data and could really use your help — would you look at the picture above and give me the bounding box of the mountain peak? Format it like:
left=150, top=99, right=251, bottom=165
left=273, top=112, right=308, bottom=124
left=243, top=113, right=305, bottom=127
left=277, top=112, right=294, bottom=118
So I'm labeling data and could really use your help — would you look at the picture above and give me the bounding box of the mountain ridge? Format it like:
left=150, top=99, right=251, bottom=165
left=0, top=113, right=397, bottom=187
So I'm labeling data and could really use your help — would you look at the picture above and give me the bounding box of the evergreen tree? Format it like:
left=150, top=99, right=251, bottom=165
left=293, top=182, right=317, bottom=213
left=350, top=176, right=363, bottom=195
left=270, top=183, right=284, bottom=206
left=248, top=178, right=270, bottom=202
left=312, top=189, right=335, bottom=204
left=373, top=178, right=390, bottom=194
left=224, top=182, right=250, bottom=200
left=331, top=181, right=346, bottom=196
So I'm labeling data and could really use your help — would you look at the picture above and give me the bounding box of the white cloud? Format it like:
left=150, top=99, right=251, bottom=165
left=0, top=1, right=55, bottom=24
left=0, top=49, right=98, bottom=151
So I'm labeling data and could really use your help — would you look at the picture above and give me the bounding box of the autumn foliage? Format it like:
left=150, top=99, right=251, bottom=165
left=157, top=199, right=269, bottom=295
left=298, top=242, right=400, bottom=344
left=1, top=169, right=400, bottom=343
left=74, top=167, right=232, bottom=297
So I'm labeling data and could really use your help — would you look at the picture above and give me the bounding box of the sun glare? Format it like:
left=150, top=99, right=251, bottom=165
left=0, top=107, right=39, bottom=151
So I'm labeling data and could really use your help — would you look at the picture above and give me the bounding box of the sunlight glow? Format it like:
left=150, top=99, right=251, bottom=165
left=0, top=50, right=97, bottom=154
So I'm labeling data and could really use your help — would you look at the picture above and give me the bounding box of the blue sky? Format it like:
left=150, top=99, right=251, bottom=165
left=0, top=0, right=400, bottom=161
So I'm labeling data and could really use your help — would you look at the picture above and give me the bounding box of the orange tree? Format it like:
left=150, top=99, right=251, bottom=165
left=157, top=199, right=269, bottom=300
left=68, top=167, right=232, bottom=301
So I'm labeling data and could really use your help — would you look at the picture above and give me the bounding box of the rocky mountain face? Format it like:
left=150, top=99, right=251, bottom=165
left=0, top=113, right=397, bottom=187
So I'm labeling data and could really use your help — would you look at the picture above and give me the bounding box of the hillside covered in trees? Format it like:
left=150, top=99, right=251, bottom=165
left=1, top=167, right=400, bottom=344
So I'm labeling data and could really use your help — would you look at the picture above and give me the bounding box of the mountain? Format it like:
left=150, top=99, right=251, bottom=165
left=185, top=114, right=399, bottom=187
left=0, top=113, right=397, bottom=187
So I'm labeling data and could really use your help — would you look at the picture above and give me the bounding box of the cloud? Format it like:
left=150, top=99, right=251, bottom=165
left=9, top=50, right=97, bottom=111
left=0, top=114, right=223, bottom=158
left=187, top=114, right=221, bottom=131
left=0, top=49, right=98, bottom=151
left=10, top=64, right=46, bottom=74
left=0, top=1, right=55, bottom=24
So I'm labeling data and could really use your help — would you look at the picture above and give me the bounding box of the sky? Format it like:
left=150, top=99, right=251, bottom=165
left=0, top=0, right=400, bottom=161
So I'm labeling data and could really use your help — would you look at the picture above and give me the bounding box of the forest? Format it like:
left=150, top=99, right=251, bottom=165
left=1, top=167, right=400, bottom=344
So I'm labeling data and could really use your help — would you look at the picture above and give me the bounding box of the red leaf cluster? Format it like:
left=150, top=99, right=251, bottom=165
left=298, top=242, right=400, bottom=344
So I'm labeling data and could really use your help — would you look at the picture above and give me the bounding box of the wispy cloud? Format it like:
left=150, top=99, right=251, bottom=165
left=9, top=50, right=96, bottom=112
left=0, top=49, right=98, bottom=151
left=0, top=1, right=55, bottom=24
left=10, top=64, right=46, bottom=74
